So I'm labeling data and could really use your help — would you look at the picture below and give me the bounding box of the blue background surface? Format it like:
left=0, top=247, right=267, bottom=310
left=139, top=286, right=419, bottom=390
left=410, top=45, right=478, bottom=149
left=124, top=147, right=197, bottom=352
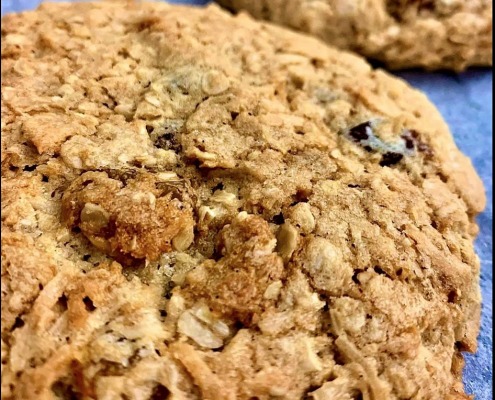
left=2, top=1, right=492, bottom=398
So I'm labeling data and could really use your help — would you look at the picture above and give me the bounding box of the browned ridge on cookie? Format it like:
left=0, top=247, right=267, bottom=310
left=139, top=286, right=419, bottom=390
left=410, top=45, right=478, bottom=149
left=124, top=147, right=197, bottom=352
left=1, top=2, right=486, bottom=399
left=217, top=0, right=493, bottom=71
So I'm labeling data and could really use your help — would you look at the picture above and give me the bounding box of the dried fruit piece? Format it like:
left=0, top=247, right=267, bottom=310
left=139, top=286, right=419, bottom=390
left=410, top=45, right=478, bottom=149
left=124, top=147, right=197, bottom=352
left=380, top=152, right=404, bottom=167
left=345, top=120, right=423, bottom=166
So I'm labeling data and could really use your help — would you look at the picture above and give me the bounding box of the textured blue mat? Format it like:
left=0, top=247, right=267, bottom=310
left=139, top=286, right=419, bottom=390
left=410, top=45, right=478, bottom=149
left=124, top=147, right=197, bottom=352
left=2, top=1, right=492, bottom=398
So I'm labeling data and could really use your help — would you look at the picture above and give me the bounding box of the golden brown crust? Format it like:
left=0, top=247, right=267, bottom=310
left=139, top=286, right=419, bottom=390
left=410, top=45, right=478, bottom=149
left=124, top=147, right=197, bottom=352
left=1, top=2, right=485, bottom=399
left=61, top=171, right=195, bottom=261
left=217, top=0, right=493, bottom=71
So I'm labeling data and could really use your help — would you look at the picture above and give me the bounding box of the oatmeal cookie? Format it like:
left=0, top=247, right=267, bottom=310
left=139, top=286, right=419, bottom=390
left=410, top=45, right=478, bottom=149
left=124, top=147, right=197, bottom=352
left=1, top=2, right=485, bottom=399
left=217, top=0, right=493, bottom=71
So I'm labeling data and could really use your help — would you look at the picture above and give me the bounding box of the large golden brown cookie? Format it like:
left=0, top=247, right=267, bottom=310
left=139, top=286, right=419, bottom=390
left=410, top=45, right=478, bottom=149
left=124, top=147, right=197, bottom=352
left=217, top=0, right=493, bottom=71
left=1, top=2, right=485, bottom=399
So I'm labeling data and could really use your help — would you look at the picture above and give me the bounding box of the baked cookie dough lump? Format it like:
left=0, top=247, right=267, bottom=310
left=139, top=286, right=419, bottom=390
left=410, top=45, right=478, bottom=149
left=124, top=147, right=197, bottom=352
left=1, top=2, right=485, bottom=400
left=61, top=171, right=195, bottom=261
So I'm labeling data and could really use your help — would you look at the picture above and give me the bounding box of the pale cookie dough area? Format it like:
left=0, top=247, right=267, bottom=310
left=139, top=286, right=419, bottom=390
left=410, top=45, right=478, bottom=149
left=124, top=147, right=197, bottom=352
left=1, top=2, right=486, bottom=400
left=217, top=0, right=493, bottom=71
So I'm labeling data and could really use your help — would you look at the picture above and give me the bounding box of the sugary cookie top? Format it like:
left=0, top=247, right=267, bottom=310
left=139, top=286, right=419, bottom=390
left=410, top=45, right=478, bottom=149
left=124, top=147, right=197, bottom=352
left=1, top=2, right=485, bottom=399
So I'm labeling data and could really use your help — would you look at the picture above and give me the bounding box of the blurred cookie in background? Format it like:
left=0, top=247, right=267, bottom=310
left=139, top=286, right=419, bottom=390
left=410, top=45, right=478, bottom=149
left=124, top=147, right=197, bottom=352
left=217, top=0, right=493, bottom=71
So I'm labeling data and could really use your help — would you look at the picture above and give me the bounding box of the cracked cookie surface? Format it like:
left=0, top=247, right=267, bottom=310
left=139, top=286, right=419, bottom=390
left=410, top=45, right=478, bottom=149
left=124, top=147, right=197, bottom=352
left=217, top=0, right=493, bottom=71
left=1, top=2, right=486, bottom=399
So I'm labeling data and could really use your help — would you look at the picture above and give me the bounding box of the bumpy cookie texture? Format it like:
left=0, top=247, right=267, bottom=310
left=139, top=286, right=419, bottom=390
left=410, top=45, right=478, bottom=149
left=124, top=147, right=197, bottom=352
left=0, top=2, right=486, bottom=400
left=217, top=0, right=493, bottom=71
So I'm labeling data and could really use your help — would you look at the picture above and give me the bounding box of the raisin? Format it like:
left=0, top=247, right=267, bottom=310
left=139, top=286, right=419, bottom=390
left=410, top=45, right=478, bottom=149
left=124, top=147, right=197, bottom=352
left=348, top=121, right=371, bottom=142
left=402, top=129, right=434, bottom=156
left=401, top=134, right=415, bottom=149
left=418, top=142, right=433, bottom=156
left=404, top=138, right=414, bottom=149
left=380, top=152, right=403, bottom=166
left=409, top=129, right=420, bottom=139
left=272, top=212, right=285, bottom=225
